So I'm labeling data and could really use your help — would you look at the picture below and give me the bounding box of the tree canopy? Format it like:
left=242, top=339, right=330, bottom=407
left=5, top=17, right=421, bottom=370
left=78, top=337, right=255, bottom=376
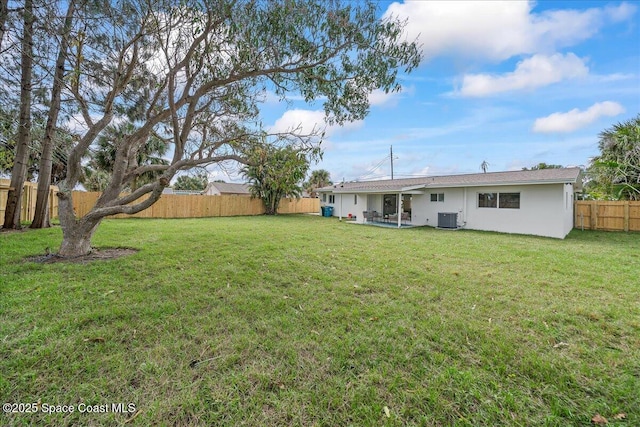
left=304, top=169, right=332, bottom=197
left=83, top=122, right=170, bottom=192
left=243, top=145, right=313, bottom=215
left=0, top=110, right=71, bottom=184
left=586, top=114, right=640, bottom=200
left=522, top=163, right=563, bottom=171
left=1, top=0, right=421, bottom=255
left=174, top=173, right=208, bottom=191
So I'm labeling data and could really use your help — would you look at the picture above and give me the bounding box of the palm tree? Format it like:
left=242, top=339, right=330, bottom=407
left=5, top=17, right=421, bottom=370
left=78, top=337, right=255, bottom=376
left=587, top=114, right=640, bottom=200
left=480, top=160, right=489, bottom=174
left=304, top=169, right=332, bottom=197
left=83, top=122, right=169, bottom=191
left=81, top=161, right=111, bottom=191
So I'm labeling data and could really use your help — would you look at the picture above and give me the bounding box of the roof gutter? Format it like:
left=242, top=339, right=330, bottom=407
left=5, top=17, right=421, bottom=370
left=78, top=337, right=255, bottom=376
left=321, top=188, right=425, bottom=194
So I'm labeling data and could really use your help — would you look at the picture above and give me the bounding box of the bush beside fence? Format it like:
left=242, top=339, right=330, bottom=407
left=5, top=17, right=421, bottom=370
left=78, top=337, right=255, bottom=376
left=575, top=200, right=640, bottom=232
left=0, top=179, right=59, bottom=227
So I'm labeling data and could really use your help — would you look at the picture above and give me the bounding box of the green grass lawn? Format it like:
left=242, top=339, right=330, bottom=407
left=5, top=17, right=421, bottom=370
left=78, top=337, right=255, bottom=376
left=1, top=215, right=639, bottom=426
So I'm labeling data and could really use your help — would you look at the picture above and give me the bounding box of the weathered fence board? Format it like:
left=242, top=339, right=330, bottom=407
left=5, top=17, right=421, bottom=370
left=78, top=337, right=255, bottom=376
left=71, top=191, right=319, bottom=219
left=0, top=179, right=58, bottom=226
left=574, top=200, right=640, bottom=232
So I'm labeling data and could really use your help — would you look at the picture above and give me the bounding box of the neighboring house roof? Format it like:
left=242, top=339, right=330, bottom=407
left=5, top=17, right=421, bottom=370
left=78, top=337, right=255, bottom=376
left=203, top=182, right=251, bottom=195
left=318, top=167, right=583, bottom=194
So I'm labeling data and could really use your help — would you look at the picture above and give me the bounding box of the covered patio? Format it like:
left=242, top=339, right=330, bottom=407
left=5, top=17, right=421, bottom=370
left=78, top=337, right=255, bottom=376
left=361, top=209, right=411, bottom=226
left=321, top=180, right=426, bottom=228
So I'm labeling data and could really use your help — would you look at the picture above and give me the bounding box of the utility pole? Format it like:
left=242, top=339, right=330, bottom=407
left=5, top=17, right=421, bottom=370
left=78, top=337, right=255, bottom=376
left=390, top=145, right=394, bottom=180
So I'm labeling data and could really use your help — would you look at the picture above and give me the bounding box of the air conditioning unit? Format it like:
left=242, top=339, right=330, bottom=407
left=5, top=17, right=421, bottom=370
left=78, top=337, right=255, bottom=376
left=438, top=212, right=458, bottom=229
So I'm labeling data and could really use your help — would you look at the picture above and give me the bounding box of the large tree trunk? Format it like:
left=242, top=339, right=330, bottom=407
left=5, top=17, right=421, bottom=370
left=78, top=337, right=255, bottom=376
left=56, top=176, right=169, bottom=257
left=56, top=191, right=102, bottom=257
left=58, top=224, right=100, bottom=257
left=31, top=0, right=76, bottom=229
left=3, top=0, right=34, bottom=229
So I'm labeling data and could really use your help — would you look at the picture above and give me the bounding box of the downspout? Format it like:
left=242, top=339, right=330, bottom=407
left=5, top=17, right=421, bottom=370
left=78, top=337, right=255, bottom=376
left=461, top=187, right=467, bottom=228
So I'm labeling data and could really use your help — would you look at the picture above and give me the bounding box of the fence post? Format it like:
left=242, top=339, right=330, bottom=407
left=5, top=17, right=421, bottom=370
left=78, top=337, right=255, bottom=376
left=49, top=187, right=54, bottom=220
left=624, top=201, right=630, bottom=232
left=590, top=201, right=598, bottom=230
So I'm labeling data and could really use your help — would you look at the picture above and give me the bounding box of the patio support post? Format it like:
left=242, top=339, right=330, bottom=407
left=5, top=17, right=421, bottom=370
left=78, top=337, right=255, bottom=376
left=397, top=192, right=402, bottom=228
left=339, top=182, right=344, bottom=221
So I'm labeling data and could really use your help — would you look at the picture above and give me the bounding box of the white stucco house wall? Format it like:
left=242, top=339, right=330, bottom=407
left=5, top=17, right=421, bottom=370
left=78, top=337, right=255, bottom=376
left=317, top=168, right=583, bottom=239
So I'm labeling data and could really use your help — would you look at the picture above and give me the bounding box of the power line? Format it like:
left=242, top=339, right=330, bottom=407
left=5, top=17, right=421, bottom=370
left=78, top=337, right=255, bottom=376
left=356, top=154, right=391, bottom=181
left=390, top=145, right=393, bottom=179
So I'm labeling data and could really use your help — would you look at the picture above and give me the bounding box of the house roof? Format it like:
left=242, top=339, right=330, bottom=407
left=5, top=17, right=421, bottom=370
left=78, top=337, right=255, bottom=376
left=318, top=167, right=583, bottom=194
left=204, top=182, right=251, bottom=195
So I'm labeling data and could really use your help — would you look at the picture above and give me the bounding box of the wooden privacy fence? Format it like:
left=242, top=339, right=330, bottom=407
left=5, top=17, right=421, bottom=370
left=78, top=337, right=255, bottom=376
left=72, top=192, right=320, bottom=219
left=0, top=179, right=59, bottom=227
left=575, top=200, right=640, bottom=232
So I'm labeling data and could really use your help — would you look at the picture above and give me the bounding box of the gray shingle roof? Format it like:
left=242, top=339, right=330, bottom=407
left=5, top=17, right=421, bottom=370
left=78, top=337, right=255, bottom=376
left=318, top=167, right=582, bottom=193
left=207, top=182, right=251, bottom=194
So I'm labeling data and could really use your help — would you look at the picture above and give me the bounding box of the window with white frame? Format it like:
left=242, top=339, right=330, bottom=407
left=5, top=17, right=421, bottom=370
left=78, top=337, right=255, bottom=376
left=354, top=194, right=358, bottom=204
left=499, top=193, right=520, bottom=209
left=478, top=192, right=520, bottom=209
left=430, top=193, right=444, bottom=202
left=478, top=193, right=497, bottom=208
left=329, top=195, right=335, bottom=204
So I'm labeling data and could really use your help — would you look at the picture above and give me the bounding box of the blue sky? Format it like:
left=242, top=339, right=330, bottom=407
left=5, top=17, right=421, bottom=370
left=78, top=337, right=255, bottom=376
left=213, top=0, right=639, bottom=184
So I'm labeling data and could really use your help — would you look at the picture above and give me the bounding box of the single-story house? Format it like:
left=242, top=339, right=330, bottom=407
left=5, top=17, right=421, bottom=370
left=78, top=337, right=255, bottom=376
left=317, top=167, right=583, bottom=239
left=202, top=182, right=251, bottom=196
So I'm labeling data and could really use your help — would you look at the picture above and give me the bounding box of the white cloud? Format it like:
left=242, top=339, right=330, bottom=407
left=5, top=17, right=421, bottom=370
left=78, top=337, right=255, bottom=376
left=532, top=101, right=625, bottom=133
left=368, top=86, right=414, bottom=107
left=270, top=109, right=327, bottom=136
left=592, top=73, right=636, bottom=83
left=269, top=109, right=363, bottom=138
left=458, top=53, right=589, bottom=97
left=261, top=89, right=310, bottom=105
left=604, top=2, right=637, bottom=22
left=368, top=89, right=398, bottom=107
left=384, top=1, right=636, bottom=62
left=264, top=87, right=406, bottom=109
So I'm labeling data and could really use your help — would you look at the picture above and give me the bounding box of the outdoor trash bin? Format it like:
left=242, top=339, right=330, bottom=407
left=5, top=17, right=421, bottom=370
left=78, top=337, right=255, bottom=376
left=321, top=206, right=327, bottom=216
left=325, top=206, right=334, bottom=217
